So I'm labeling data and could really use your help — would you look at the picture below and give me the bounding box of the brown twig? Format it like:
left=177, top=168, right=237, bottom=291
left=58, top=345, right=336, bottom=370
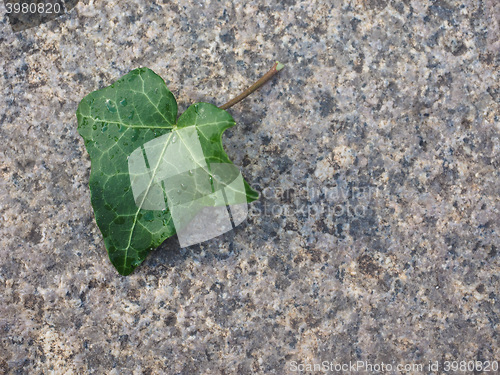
left=219, top=61, right=285, bottom=110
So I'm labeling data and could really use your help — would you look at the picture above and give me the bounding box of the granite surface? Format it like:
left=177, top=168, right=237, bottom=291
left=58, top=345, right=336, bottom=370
left=0, top=0, right=499, bottom=373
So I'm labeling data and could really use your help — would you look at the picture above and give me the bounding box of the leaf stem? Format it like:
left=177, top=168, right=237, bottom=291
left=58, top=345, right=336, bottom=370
left=219, top=61, right=285, bottom=110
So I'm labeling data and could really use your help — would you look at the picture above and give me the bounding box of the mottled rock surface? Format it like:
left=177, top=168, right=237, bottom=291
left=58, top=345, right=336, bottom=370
left=0, top=0, right=498, bottom=373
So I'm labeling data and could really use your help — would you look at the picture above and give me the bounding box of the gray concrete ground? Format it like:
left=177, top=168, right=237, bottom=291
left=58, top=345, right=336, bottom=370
left=0, top=0, right=499, bottom=373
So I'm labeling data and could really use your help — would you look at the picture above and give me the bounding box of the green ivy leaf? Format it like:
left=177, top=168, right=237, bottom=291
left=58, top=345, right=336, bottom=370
left=76, top=68, right=258, bottom=275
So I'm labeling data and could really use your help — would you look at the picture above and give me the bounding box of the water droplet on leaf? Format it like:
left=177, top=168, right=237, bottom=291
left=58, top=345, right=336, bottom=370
left=105, top=99, right=117, bottom=113
left=143, top=211, right=154, bottom=221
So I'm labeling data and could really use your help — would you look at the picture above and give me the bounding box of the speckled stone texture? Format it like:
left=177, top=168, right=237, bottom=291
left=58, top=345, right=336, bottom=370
left=0, top=0, right=499, bottom=373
